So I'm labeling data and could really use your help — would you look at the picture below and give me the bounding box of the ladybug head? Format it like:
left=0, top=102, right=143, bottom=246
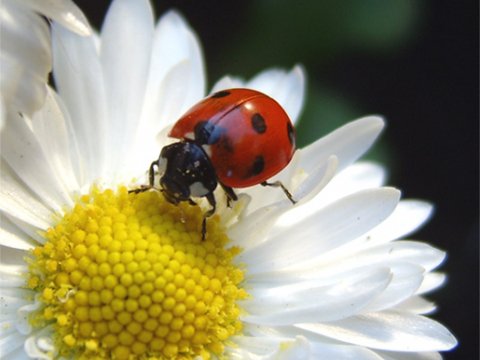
left=157, top=141, right=218, bottom=204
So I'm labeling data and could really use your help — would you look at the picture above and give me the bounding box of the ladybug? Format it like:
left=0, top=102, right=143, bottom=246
left=137, top=88, right=296, bottom=239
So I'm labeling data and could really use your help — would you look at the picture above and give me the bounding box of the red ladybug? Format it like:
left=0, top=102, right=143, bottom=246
left=139, top=88, right=296, bottom=239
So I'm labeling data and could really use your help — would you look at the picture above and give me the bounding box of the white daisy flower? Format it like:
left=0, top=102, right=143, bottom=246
left=0, top=0, right=90, bottom=127
left=0, top=0, right=457, bottom=359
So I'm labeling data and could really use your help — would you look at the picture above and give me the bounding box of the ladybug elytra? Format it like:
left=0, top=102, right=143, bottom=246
left=134, top=88, right=296, bottom=239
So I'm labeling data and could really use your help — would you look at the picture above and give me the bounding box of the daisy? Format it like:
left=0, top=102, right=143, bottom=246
left=0, top=0, right=90, bottom=127
left=0, top=0, right=457, bottom=359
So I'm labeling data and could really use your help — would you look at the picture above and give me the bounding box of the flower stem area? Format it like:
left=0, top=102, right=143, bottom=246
left=27, top=187, right=247, bottom=359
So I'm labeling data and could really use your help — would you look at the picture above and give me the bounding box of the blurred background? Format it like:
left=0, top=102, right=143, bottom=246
left=73, top=1, right=478, bottom=359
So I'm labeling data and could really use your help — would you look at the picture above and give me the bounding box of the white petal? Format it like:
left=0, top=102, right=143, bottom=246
left=52, top=24, right=107, bottom=184
left=268, top=155, right=338, bottom=224
left=293, top=155, right=338, bottom=203
left=242, top=268, right=391, bottom=324
left=0, top=266, right=26, bottom=288
left=311, top=161, right=387, bottom=207
left=336, top=162, right=386, bottom=189
left=229, top=202, right=291, bottom=250
left=247, top=118, right=385, bottom=233
left=100, top=0, right=154, bottom=179
left=0, top=97, right=5, bottom=130
left=231, top=333, right=385, bottom=360
left=229, top=335, right=311, bottom=360
left=255, top=242, right=444, bottom=307
left=310, top=342, right=384, bottom=360
left=0, top=345, right=29, bottom=360
left=361, top=264, right=425, bottom=312
left=30, top=87, right=80, bottom=193
left=2, top=287, right=35, bottom=301
left=269, top=336, right=311, bottom=360
left=211, top=75, right=245, bottom=92
left=367, top=241, right=445, bottom=272
left=16, top=0, right=91, bottom=35
left=0, top=289, right=35, bottom=331
left=416, top=273, right=446, bottom=295
left=0, top=1, right=51, bottom=117
left=277, top=161, right=385, bottom=228
left=245, top=154, right=337, bottom=224
left=0, top=214, right=35, bottom=250
left=0, top=331, right=27, bottom=358
left=0, top=160, right=51, bottom=235
left=1, top=115, right=73, bottom=212
left=251, top=153, right=336, bottom=215
left=0, top=169, right=52, bottom=230
left=300, top=116, right=385, bottom=175
left=4, top=215, right=45, bottom=245
left=248, top=242, right=439, bottom=294
left=142, top=10, right=205, bottom=126
left=25, top=327, right=56, bottom=359
left=244, top=325, right=384, bottom=360
left=395, top=296, right=437, bottom=315
left=0, top=295, right=30, bottom=313
left=129, top=11, right=206, bottom=174
left=0, top=262, right=27, bottom=274
left=320, top=241, right=446, bottom=276
left=240, top=188, right=400, bottom=273
left=298, top=310, right=457, bottom=351
left=0, top=245, right=29, bottom=270
left=376, top=350, right=442, bottom=360
left=129, top=60, right=201, bottom=177
left=240, top=153, right=300, bottom=214
left=246, top=65, right=306, bottom=124
left=16, top=301, right=41, bottom=335
left=365, top=200, right=434, bottom=245
left=0, top=294, right=31, bottom=322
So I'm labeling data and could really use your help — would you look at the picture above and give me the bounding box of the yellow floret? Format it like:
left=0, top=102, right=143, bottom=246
left=26, top=186, right=246, bottom=359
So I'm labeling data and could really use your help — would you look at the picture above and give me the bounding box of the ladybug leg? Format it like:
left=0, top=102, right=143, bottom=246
left=128, top=160, right=159, bottom=194
left=261, top=181, right=297, bottom=204
left=220, top=183, right=238, bottom=207
left=201, top=192, right=217, bottom=241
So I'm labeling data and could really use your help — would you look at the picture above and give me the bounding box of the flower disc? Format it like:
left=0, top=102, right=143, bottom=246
left=27, top=187, right=247, bottom=359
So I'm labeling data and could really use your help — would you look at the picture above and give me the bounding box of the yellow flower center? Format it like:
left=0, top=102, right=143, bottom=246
left=27, top=186, right=247, bottom=359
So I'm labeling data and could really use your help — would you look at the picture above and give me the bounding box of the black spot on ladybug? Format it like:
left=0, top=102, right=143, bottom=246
left=251, top=113, right=267, bottom=134
left=211, top=90, right=231, bottom=98
left=287, top=121, right=295, bottom=146
left=194, top=121, right=225, bottom=145
left=219, top=137, right=234, bottom=153
left=251, top=155, right=265, bottom=176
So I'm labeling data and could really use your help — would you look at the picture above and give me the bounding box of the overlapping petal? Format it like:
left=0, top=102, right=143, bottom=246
left=0, top=0, right=91, bottom=122
left=240, top=188, right=401, bottom=272
left=17, top=0, right=91, bottom=36
left=0, top=1, right=51, bottom=119
left=297, top=311, right=457, bottom=352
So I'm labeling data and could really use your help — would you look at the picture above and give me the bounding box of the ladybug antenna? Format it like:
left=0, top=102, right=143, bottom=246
left=148, top=159, right=161, bottom=187
left=128, top=159, right=161, bottom=194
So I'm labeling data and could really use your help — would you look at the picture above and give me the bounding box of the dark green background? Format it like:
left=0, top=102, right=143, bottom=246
left=71, top=1, right=479, bottom=359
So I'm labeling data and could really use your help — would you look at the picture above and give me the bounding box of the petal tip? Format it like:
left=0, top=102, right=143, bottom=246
left=159, top=9, right=190, bottom=29
left=362, top=115, right=386, bottom=130
left=383, top=187, right=402, bottom=202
